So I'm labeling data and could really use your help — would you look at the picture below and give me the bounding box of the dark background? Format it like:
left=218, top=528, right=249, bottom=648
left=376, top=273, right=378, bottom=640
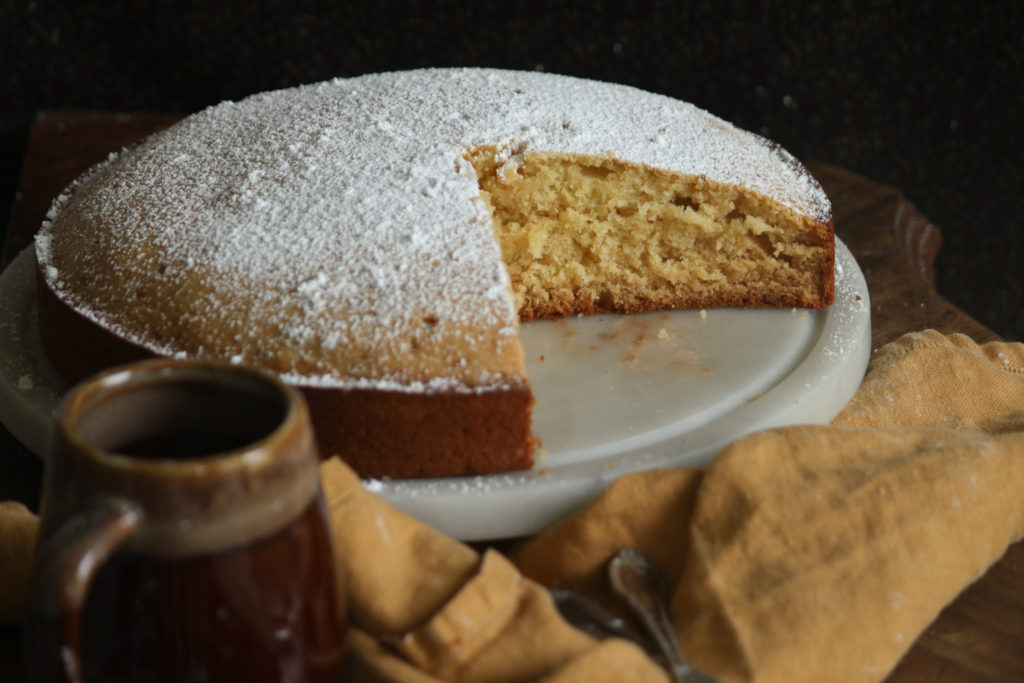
left=2, top=0, right=1021, bottom=340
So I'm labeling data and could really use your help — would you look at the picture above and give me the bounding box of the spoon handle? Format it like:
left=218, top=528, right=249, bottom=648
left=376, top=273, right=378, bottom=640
left=608, top=549, right=715, bottom=683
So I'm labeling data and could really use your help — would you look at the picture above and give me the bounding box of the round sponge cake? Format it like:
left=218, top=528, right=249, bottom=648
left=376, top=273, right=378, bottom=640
left=35, top=68, right=833, bottom=478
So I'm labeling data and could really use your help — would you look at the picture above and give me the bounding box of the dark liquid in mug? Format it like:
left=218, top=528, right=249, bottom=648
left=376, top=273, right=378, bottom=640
left=113, top=430, right=263, bottom=459
left=75, top=500, right=346, bottom=683
left=80, top=377, right=287, bottom=461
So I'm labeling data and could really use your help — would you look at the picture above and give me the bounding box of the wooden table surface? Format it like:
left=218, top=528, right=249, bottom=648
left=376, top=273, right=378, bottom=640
left=1, top=111, right=1021, bottom=681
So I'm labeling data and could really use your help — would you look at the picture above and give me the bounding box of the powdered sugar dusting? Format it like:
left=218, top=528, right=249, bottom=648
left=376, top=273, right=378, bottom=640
left=36, top=68, right=830, bottom=391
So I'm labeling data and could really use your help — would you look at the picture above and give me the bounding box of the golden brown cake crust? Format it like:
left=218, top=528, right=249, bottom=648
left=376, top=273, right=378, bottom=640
left=37, top=273, right=535, bottom=479
left=303, top=385, right=535, bottom=479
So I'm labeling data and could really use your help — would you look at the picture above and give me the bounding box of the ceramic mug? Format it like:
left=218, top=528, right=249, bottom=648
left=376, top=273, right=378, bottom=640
left=25, top=359, right=347, bottom=683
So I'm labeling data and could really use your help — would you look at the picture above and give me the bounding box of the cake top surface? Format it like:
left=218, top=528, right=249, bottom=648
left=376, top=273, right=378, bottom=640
left=36, top=68, right=831, bottom=391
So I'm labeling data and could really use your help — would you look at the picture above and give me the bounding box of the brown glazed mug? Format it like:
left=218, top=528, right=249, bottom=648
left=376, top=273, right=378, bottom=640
left=25, top=359, right=347, bottom=683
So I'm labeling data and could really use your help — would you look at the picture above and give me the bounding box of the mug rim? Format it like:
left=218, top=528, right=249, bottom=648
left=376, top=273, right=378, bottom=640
left=55, top=358, right=304, bottom=477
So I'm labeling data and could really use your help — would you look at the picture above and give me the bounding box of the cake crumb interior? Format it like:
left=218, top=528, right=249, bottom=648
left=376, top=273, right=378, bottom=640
left=466, top=146, right=832, bottom=320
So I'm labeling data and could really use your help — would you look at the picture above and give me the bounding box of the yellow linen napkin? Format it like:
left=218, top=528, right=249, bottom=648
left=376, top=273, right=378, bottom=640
left=515, top=330, right=1024, bottom=682
left=2, top=330, right=1023, bottom=682
left=668, top=331, right=1024, bottom=682
left=318, top=457, right=668, bottom=682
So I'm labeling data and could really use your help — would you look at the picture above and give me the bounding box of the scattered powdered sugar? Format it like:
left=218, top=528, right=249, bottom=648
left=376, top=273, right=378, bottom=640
left=36, top=68, right=831, bottom=391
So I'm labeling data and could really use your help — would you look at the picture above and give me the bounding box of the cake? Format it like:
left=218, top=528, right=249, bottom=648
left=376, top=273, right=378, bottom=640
left=34, top=68, right=834, bottom=478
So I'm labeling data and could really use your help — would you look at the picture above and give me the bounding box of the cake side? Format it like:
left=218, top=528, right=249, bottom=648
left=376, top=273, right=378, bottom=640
left=303, top=384, right=536, bottom=479
left=35, top=273, right=535, bottom=478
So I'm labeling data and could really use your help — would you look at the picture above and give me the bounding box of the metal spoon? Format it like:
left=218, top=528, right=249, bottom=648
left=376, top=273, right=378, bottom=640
left=608, top=548, right=715, bottom=683
left=550, top=588, right=663, bottom=660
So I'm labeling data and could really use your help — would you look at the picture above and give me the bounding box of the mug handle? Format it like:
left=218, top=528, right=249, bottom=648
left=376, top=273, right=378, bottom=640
left=26, top=504, right=139, bottom=683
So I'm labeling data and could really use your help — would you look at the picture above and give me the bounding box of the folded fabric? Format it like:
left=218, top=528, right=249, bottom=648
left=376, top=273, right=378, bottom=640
left=516, top=330, right=1024, bottom=682
left=319, top=457, right=669, bottom=682
left=2, top=330, right=1023, bottom=682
